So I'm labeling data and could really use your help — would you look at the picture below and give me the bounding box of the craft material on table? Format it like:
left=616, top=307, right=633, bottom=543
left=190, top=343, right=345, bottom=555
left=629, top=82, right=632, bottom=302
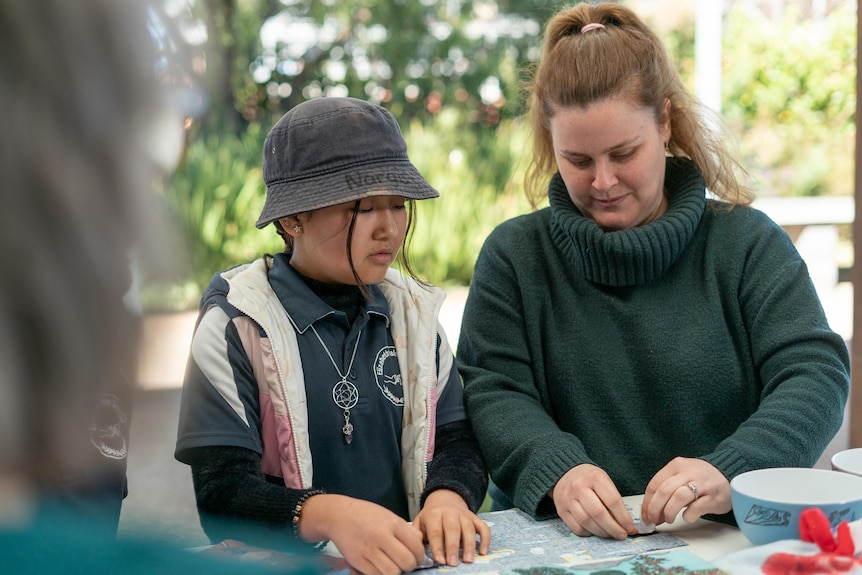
left=414, top=507, right=688, bottom=574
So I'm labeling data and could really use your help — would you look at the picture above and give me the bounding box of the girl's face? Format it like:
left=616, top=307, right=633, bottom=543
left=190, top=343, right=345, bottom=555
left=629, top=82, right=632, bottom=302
left=549, top=98, right=671, bottom=231
left=283, top=195, right=408, bottom=285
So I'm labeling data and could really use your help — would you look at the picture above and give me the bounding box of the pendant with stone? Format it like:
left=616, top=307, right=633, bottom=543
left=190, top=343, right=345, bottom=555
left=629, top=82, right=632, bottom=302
left=342, top=413, right=354, bottom=444
left=333, top=378, right=359, bottom=444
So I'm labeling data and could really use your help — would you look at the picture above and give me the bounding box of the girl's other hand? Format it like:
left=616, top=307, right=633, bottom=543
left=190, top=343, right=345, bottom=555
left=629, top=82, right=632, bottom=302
left=413, top=489, right=491, bottom=566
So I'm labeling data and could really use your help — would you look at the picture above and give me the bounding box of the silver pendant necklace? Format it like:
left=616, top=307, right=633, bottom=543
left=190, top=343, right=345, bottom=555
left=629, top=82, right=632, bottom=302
left=308, top=324, right=361, bottom=444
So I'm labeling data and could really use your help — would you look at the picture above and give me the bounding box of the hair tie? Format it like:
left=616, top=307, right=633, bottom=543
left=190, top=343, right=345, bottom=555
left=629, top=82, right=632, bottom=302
left=581, top=23, right=606, bottom=34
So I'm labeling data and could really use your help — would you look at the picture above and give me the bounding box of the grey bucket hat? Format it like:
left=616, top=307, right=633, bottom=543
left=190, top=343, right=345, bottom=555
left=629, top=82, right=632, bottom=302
left=256, top=97, right=440, bottom=228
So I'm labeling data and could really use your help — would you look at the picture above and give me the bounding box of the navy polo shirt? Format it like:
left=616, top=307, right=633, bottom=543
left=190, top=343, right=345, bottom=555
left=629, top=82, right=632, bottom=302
left=268, top=254, right=465, bottom=519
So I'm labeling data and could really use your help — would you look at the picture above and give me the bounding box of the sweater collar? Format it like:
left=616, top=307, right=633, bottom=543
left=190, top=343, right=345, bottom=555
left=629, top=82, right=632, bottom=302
left=549, top=157, right=707, bottom=287
left=266, top=252, right=389, bottom=332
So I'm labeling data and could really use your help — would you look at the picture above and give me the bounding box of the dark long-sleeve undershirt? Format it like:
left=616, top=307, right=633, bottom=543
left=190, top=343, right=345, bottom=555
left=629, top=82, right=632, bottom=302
left=187, top=419, right=488, bottom=549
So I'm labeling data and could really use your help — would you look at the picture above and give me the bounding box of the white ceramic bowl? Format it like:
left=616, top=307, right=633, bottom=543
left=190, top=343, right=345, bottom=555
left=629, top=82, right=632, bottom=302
left=730, top=467, right=862, bottom=546
left=832, top=448, right=862, bottom=477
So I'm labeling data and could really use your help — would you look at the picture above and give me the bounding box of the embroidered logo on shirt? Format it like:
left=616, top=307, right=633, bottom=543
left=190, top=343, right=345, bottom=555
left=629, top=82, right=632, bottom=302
left=374, top=346, right=403, bottom=406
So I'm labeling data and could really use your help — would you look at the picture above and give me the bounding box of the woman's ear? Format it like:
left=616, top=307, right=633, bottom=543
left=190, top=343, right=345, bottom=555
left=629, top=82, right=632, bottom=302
left=660, top=98, right=672, bottom=141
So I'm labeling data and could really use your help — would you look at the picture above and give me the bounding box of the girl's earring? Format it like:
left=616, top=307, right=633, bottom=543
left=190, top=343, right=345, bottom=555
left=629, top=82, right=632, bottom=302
left=293, top=225, right=302, bottom=233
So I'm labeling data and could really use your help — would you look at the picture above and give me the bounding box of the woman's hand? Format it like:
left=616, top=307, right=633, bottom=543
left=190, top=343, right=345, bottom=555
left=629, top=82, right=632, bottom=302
left=641, top=457, right=731, bottom=526
left=297, top=493, right=426, bottom=575
left=551, top=464, right=637, bottom=540
left=413, top=489, right=491, bottom=566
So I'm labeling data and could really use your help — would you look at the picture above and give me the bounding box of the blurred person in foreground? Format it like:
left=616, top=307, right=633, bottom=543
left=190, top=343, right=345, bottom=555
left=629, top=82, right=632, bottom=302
left=0, top=0, right=322, bottom=572
left=457, top=2, right=850, bottom=540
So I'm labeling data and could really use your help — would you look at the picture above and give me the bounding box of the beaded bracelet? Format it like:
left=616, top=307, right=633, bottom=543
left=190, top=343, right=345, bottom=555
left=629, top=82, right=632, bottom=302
left=292, top=488, right=328, bottom=550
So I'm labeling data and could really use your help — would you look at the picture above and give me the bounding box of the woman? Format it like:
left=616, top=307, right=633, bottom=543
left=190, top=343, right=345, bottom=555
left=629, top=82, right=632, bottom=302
left=457, top=2, right=849, bottom=541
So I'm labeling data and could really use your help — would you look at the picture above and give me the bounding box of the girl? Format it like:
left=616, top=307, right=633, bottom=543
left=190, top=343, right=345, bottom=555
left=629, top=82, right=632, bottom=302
left=175, top=97, right=490, bottom=575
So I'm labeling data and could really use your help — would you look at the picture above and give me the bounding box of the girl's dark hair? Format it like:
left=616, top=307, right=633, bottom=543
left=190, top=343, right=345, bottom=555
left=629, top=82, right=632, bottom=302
left=275, top=199, right=428, bottom=299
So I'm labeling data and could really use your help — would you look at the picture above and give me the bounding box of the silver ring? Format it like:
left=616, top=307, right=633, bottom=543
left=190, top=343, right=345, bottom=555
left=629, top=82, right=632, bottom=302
left=688, top=482, right=699, bottom=500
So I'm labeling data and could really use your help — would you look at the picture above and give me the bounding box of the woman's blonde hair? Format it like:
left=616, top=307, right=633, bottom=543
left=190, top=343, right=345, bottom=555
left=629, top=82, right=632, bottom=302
left=524, top=2, right=753, bottom=208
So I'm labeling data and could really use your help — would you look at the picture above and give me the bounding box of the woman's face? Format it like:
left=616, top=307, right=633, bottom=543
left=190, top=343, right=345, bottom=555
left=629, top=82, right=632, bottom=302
left=549, top=98, right=671, bottom=231
left=284, top=195, right=408, bottom=286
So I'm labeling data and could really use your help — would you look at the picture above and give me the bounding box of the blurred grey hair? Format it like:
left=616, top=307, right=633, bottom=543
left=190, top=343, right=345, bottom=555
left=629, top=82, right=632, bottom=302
left=0, top=0, right=179, bottom=485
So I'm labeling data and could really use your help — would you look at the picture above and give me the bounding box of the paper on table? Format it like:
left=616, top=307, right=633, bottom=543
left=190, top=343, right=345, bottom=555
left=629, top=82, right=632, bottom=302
left=409, top=507, right=687, bottom=574
left=623, top=494, right=751, bottom=561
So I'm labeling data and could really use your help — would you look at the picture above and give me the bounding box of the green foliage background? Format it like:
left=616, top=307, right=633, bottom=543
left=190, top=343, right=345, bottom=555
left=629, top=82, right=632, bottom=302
left=147, top=107, right=536, bottom=309
left=722, top=2, right=856, bottom=198
left=143, top=1, right=856, bottom=311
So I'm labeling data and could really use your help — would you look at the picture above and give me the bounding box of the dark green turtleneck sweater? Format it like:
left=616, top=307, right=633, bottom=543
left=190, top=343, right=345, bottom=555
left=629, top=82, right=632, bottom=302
left=458, top=158, right=850, bottom=522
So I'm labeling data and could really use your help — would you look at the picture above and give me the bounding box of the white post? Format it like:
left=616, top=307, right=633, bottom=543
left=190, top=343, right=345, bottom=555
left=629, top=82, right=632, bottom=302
left=695, top=0, right=723, bottom=114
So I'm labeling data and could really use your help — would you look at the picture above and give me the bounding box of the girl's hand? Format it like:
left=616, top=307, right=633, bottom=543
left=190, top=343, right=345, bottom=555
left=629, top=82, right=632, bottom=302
left=298, top=493, right=426, bottom=575
left=641, top=457, right=731, bottom=526
left=412, top=489, right=491, bottom=566
left=551, top=464, right=637, bottom=540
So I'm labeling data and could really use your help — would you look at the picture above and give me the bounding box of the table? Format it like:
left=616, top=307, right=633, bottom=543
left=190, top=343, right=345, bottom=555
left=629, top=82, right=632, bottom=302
left=404, top=495, right=754, bottom=574
left=399, top=495, right=754, bottom=574
left=200, top=495, right=754, bottom=574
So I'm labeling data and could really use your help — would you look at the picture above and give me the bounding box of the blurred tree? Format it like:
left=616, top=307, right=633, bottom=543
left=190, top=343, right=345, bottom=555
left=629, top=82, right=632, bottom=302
left=147, top=0, right=856, bottom=311
left=722, top=1, right=855, bottom=197
left=196, top=0, right=569, bottom=134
